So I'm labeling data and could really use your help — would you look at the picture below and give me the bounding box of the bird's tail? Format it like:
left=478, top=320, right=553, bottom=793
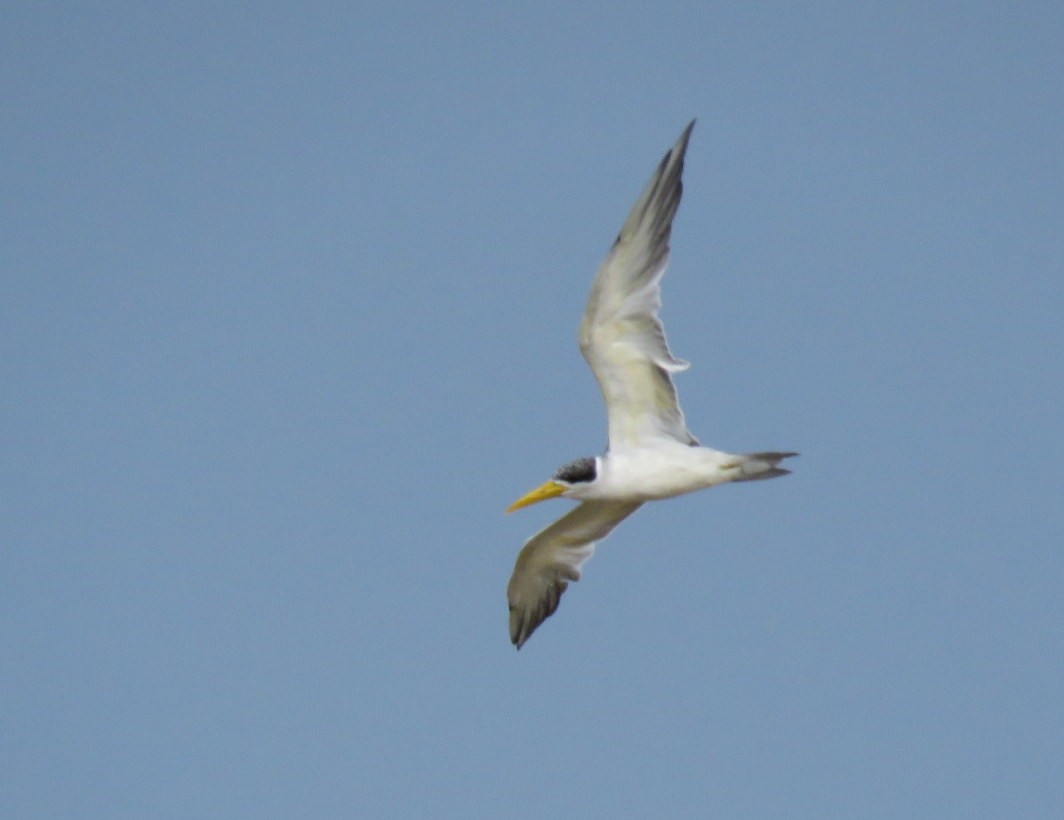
left=729, top=451, right=798, bottom=482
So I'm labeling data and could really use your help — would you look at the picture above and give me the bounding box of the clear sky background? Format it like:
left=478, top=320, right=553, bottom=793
left=4, top=3, right=1063, bottom=817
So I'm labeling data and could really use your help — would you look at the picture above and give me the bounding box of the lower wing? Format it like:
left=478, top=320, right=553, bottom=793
left=507, top=500, right=642, bottom=649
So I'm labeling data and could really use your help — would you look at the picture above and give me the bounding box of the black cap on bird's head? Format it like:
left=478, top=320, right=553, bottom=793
left=507, top=456, right=598, bottom=512
left=552, top=456, right=597, bottom=485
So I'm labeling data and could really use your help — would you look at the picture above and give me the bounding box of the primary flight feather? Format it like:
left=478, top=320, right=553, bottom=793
left=506, top=121, right=796, bottom=649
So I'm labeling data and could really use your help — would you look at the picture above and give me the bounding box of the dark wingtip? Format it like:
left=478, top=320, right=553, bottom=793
left=672, top=120, right=696, bottom=158
left=509, top=606, right=529, bottom=649
left=679, top=119, right=696, bottom=144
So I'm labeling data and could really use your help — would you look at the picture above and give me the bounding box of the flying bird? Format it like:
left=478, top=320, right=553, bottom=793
left=505, top=121, right=796, bottom=649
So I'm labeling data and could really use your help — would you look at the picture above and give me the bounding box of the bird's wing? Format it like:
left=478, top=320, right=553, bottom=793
left=579, top=120, right=698, bottom=448
left=507, top=500, right=642, bottom=649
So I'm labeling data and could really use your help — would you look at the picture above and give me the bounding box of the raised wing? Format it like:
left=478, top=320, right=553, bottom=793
left=579, top=121, right=697, bottom=448
left=507, top=500, right=642, bottom=649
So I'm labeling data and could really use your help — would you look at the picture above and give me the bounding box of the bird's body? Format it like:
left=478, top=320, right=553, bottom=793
left=564, top=445, right=780, bottom=504
left=506, top=121, right=795, bottom=649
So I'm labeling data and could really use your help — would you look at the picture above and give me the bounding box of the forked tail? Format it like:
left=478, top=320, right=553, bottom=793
left=730, top=451, right=798, bottom=482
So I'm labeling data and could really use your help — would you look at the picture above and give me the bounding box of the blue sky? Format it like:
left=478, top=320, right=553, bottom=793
left=4, top=2, right=1063, bottom=817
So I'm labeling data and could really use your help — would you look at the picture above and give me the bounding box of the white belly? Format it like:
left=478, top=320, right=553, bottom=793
left=587, top=445, right=737, bottom=502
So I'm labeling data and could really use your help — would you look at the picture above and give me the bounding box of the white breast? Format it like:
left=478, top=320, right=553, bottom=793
left=583, top=444, right=737, bottom=502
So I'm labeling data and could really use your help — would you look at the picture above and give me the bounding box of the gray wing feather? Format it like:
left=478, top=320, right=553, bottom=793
left=507, top=500, right=642, bottom=649
left=579, top=121, right=698, bottom=447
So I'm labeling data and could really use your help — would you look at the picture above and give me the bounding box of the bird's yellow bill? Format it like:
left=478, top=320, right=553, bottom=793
left=506, top=480, right=567, bottom=513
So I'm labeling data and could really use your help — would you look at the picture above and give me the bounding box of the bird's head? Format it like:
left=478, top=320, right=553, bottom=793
left=506, top=456, right=599, bottom=512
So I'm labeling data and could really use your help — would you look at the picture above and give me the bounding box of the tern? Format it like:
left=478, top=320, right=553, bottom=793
left=505, top=121, right=796, bottom=649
